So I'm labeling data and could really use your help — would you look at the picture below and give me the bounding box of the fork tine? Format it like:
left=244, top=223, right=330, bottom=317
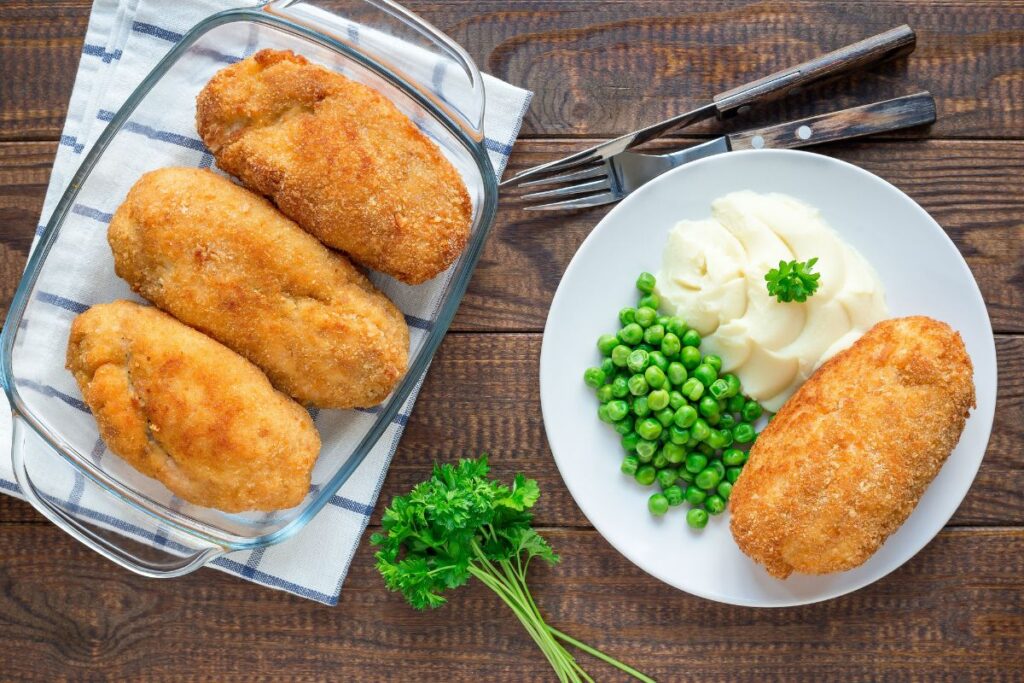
left=517, top=164, right=607, bottom=188
left=499, top=151, right=603, bottom=187
left=523, top=191, right=621, bottom=212
left=519, top=177, right=612, bottom=203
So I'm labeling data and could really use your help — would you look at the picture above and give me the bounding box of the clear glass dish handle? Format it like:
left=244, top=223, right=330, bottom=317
left=10, top=418, right=224, bottom=578
left=264, top=0, right=487, bottom=140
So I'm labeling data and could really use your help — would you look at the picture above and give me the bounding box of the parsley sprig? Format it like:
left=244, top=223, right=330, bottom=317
left=372, top=456, right=653, bottom=682
left=765, top=257, right=821, bottom=303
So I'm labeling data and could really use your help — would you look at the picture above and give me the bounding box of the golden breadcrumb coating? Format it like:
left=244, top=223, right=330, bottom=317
left=729, top=316, right=975, bottom=579
left=66, top=301, right=320, bottom=512
left=195, top=48, right=472, bottom=285
left=108, top=167, right=409, bottom=408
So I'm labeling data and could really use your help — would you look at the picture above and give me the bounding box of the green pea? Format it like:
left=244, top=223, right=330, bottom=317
left=632, top=395, right=650, bottom=417
left=656, top=467, right=678, bottom=489
left=698, top=395, right=720, bottom=420
left=618, top=323, right=644, bottom=346
left=598, top=404, right=613, bottom=423
left=692, top=363, right=717, bottom=387
left=662, top=442, right=685, bottom=464
left=742, top=400, right=764, bottom=422
left=636, top=272, right=656, bottom=294
left=652, top=451, right=669, bottom=469
left=684, top=453, right=708, bottom=474
left=696, top=467, right=722, bottom=490
left=636, top=439, right=658, bottom=459
left=703, top=354, right=722, bottom=372
left=634, top=307, right=657, bottom=328
left=626, top=349, right=650, bottom=374
left=727, top=394, right=746, bottom=414
left=584, top=367, right=606, bottom=388
left=666, top=362, right=687, bottom=387
left=643, top=324, right=665, bottom=345
left=659, top=428, right=671, bottom=444
left=613, top=419, right=634, bottom=437
left=734, top=422, right=756, bottom=443
left=708, top=378, right=729, bottom=399
left=681, top=377, right=704, bottom=401
left=682, top=329, right=701, bottom=348
left=596, top=384, right=614, bottom=403
left=668, top=389, right=686, bottom=410
left=679, top=345, right=701, bottom=370
left=706, top=413, right=720, bottom=427
left=666, top=316, right=687, bottom=338
left=708, top=460, right=725, bottom=478
left=599, top=357, right=615, bottom=376
left=717, top=481, right=733, bottom=500
left=726, top=467, right=743, bottom=484
left=657, top=315, right=670, bottom=327
left=684, top=484, right=707, bottom=506
left=620, top=455, right=639, bottom=476
left=648, top=492, right=669, bottom=516
left=678, top=468, right=695, bottom=484
left=654, top=408, right=675, bottom=428
left=648, top=351, right=669, bottom=372
left=705, top=494, right=726, bottom=515
left=638, top=293, right=660, bottom=310
left=597, top=334, right=620, bottom=355
left=717, top=428, right=734, bottom=448
left=628, top=374, right=649, bottom=396
left=645, top=366, right=667, bottom=390
left=636, top=418, right=662, bottom=441
left=611, top=345, right=631, bottom=367
left=664, top=485, right=684, bottom=507
left=618, top=307, right=637, bottom=326
left=697, top=441, right=714, bottom=456
left=605, top=400, right=629, bottom=421
left=660, top=333, right=681, bottom=359
left=621, top=432, right=640, bottom=452
left=690, top=418, right=711, bottom=442
left=723, top=373, right=741, bottom=398
left=673, top=404, right=698, bottom=428
left=722, top=448, right=746, bottom=466
left=610, top=376, right=630, bottom=399
left=669, top=426, right=689, bottom=445
left=635, top=465, right=657, bottom=486
left=687, top=507, right=709, bottom=529
left=706, top=429, right=727, bottom=449
left=647, top=388, right=669, bottom=411
left=718, top=413, right=736, bottom=429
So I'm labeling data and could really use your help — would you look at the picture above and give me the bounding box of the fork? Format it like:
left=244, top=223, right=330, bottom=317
left=516, top=92, right=935, bottom=211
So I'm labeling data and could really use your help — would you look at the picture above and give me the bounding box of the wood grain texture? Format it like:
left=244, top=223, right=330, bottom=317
left=3, top=332, right=1021, bottom=527
left=2, top=140, right=1022, bottom=333
left=3, top=1, right=1024, bottom=139
left=0, top=524, right=1021, bottom=682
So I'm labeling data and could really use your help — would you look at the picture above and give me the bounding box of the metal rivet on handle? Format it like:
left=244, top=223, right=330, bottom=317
left=797, top=125, right=813, bottom=140
left=751, top=135, right=765, bottom=149
left=737, top=105, right=752, bottom=116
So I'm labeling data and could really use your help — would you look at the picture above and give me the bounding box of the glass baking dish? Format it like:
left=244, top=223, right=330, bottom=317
left=0, top=0, right=498, bottom=576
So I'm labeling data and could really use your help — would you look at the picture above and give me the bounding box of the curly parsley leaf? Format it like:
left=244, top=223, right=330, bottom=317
left=765, top=257, right=821, bottom=303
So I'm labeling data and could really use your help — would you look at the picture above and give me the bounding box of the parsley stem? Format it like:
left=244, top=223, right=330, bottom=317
left=549, top=627, right=657, bottom=683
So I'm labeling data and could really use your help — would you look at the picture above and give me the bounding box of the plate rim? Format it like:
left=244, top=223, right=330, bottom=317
left=539, top=148, right=997, bottom=607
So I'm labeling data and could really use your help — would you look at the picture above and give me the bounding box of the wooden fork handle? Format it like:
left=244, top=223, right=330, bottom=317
left=727, top=92, right=936, bottom=151
left=714, top=25, right=916, bottom=118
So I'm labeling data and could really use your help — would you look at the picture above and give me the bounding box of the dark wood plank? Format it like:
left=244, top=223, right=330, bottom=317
left=3, top=1, right=1024, bottom=139
left=4, top=332, right=1021, bottom=526
left=1, top=140, right=1022, bottom=333
left=0, top=2, right=89, bottom=140
left=0, top=524, right=1020, bottom=681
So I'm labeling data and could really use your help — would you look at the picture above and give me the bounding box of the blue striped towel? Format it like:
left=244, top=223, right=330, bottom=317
left=0, top=0, right=530, bottom=604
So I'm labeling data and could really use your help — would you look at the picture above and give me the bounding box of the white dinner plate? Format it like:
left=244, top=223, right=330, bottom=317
left=539, top=149, right=997, bottom=607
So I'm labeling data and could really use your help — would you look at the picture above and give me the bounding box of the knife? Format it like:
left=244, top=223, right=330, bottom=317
left=501, top=24, right=917, bottom=187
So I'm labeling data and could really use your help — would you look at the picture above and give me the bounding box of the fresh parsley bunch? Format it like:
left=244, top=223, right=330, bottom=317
left=372, top=456, right=653, bottom=683
left=765, top=257, right=821, bottom=303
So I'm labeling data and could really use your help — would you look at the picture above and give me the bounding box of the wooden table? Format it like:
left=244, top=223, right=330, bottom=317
left=2, top=1, right=1022, bottom=679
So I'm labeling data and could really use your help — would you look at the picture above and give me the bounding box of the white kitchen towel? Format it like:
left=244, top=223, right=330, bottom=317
left=0, top=0, right=530, bottom=605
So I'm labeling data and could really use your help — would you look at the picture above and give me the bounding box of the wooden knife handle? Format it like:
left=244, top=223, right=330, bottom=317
left=714, top=25, right=917, bottom=118
left=727, top=92, right=936, bottom=150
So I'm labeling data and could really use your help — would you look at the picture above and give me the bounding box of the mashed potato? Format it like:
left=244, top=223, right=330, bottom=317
left=656, top=191, right=888, bottom=412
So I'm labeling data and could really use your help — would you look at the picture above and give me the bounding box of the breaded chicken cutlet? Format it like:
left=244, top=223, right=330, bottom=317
left=109, top=168, right=409, bottom=409
left=195, top=49, right=472, bottom=285
left=729, top=316, right=975, bottom=579
left=67, top=301, right=320, bottom=512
